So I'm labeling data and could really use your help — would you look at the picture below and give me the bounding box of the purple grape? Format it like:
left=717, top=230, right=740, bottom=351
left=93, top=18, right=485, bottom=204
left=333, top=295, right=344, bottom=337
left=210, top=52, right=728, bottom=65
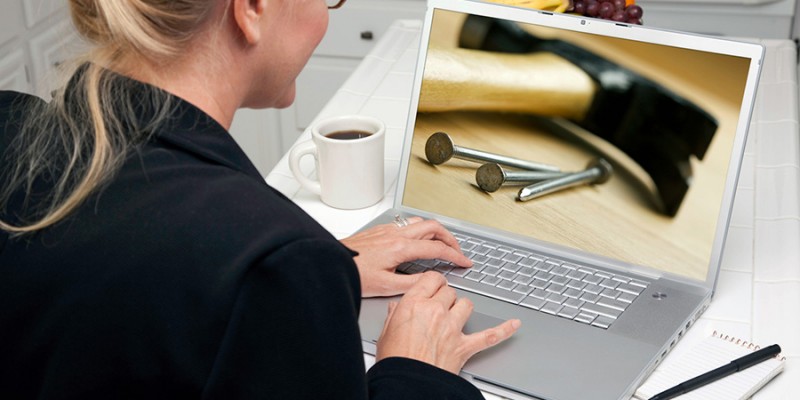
left=585, top=0, right=599, bottom=17
left=611, top=10, right=627, bottom=22
left=598, top=2, right=614, bottom=18
left=625, top=5, right=643, bottom=19
left=612, top=0, right=626, bottom=10
left=627, top=17, right=642, bottom=25
left=573, top=0, right=586, bottom=15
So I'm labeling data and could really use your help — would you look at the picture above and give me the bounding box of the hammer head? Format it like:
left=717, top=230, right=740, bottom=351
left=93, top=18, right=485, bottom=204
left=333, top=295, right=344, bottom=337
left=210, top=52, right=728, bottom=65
left=425, top=131, right=456, bottom=165
left=458, top=15, right=717, bottom=216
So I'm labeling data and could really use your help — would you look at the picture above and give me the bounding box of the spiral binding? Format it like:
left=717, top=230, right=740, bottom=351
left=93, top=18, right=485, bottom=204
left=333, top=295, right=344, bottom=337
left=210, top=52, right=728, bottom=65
left=712, top=330, right=786, bottom=361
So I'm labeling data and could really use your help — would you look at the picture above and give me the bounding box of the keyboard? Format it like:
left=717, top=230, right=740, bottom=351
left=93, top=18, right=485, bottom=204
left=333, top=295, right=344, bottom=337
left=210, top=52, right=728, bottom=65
left=397, top=232, right=650, bottom=329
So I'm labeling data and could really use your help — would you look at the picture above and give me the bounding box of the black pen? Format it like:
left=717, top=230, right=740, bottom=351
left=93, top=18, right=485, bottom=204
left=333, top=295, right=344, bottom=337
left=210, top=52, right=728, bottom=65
left=648, top=344, right=782, bottom=400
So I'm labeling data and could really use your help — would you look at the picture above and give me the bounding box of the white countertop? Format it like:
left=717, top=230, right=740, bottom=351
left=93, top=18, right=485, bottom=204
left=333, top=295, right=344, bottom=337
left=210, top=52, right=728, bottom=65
left=266, top=20, right=800, bottom=399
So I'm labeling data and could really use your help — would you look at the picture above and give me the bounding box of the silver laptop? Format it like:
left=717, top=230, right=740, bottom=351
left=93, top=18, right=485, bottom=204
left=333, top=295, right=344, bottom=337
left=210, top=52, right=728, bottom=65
left=357, top=1, right=764, bottom=399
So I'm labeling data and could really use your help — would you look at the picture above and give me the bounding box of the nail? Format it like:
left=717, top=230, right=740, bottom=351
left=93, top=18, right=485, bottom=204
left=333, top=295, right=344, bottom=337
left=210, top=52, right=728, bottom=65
left=476, top=163, right=569, bottom=192
left=517, top=158, right=613, bottom=201
left=425, top=132, right=560, bottom=172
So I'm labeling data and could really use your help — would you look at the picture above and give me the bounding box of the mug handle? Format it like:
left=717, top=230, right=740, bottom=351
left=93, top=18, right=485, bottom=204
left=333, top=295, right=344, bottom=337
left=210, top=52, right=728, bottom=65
left=288, top=140, right=322, bottom=195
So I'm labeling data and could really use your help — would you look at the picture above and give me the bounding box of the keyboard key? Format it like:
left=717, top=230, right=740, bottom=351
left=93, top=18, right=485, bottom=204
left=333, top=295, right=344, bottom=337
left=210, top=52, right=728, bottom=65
left=563, top=288, right=583, bottom=299
left=599, top=278, right=620, bottom=289
left=597, top=297, right=629, bottom=312
left=534, top=262, right=552, bottom=272
left=513, top=285, right=533, bottom=296
left=466, top=271, right=483, bottom=281
left=487, top=249, right=507, bottom=259
left=471, top=254, right=489, bottom=265
left=575, top=312, right=596, bottom=324
left=579, top=293, right=601, bottom=303
left=583, top=283, right=602, bottom=294
left=513, top=275, right=534, bottom=286
left=434, top=264, right=454, bottom=274
left=481, top=275, right=501, bottom=286
left=566, top=270, right=587, bottom=281
left=541, top=302, right=563, bottom=315
left=518, top=267, right=536, bottom=277
left=519, top=257, right=536, bottom=268
left=530, top=288, right=548, bottom=299
left=486, top=257, right=504, bottom=268
left=550, top=266, right=570, bottom=276
left=482, top=266, right=501, bottom=276
left=618, top=292, right=637, bottom=304
left=448, top=267, right=470, bottom=277
left=530, top=279, right=548, bottom=290
left=460, top=241, right=477, bottom=252
left=447, top=275, right=526, bottom=304
left=564, top=298, right=584, bottom=309
left=501, top=263, right=522, bottom=274
left=551, top=275, right=570, bottom=286
left=583, top=274, right=603, bottom=285
left=520, top=296, right=546, bottom=310
left=498, top=270, right=516, bottom=281
left=591, top=315, right=615, bottom=329
left=630, top=279, right=649, bottom=288
left=566, top=279, right=587, bottom=290
left=577, top=266, right=597, bottom=275
left=600, top=288, right=620, bottom=299
left=534, top=271, right=554, bottom=282
left=503, top=253, right=523, bottom=264
left=545, top=283, right=566, bottom=294
left=407, top=264, right=427, bottom=274
left=612, top=275, right=631, bottom=284
left=616, top=282, right=645, bottom=295
left=497, top=279, right=516, bottom=291
left=474, top=245, right=492, bottom=255
left=545, top=292, right=567, bottom=304
left=581, top=302, right=622, bottom=319
left=595, top=271, right=613, bottom=279
left=558, top=306, right=580, bottom=319
left=396, top=262, right=414, bottom=273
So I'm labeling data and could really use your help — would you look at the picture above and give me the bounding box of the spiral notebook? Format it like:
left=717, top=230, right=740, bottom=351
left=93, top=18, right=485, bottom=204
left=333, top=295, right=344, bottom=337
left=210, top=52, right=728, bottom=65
left=634, top=331, right=785, bottom=400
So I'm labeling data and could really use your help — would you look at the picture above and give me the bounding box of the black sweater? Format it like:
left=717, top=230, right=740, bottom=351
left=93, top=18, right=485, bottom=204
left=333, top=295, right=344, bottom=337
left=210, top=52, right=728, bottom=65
left=0, top=86, right=483, bottom=399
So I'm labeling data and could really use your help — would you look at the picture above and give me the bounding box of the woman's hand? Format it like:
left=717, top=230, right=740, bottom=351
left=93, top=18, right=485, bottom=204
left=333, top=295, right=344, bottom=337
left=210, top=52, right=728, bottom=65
left=340, top=217, right=472, bottom=298
left=376, top=272, right=521, bottom=374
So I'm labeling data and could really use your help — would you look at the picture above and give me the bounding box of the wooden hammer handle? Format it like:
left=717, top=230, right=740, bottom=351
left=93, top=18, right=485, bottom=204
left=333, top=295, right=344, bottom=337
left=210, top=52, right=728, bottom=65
left=418, top=47, right=596, bottom=120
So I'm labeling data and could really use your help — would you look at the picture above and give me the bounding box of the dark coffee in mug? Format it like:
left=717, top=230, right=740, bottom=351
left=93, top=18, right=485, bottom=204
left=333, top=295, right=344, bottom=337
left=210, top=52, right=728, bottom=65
left=325, top=130, right=373, bottom=140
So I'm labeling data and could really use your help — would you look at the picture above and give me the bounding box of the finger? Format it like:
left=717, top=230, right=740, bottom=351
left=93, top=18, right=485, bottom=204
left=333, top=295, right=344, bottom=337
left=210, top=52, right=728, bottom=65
left=394, top=239, right=472, bottom=268
left=404, top=271, right=447, bottom=299
left=386, top=301, right=398, bottom=321
left=401, top=220, right=462, bottom=250
left=429, top=283, right=458, bottom=310
left=462, top=319, right=522, bottom=358
left=449, top=297, right=475, bottom=330
left=375, top=272, right=425, bottom=297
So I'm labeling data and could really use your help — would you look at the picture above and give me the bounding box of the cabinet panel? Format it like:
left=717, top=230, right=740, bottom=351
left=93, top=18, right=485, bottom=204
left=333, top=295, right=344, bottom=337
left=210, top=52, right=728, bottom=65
left=0, top=48, right=29, bottom=92
left=294, top=57, right=361, bottom=130
left=29, top=19, right=86, bottom=98
left=24, top=0, right=66, bottom=28
left=0, top=1, right=25, bottom=47
left=317, top=0, right=425, bottom=58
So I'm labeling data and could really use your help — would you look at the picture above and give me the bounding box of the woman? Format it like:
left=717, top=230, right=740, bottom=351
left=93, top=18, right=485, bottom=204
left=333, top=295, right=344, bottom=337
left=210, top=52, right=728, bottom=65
left=0, top=0, right=519, bottom=398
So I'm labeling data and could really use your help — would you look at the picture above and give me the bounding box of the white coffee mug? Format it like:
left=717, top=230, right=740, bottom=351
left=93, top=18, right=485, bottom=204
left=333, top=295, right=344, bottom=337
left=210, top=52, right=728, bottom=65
left=288, top=115, right=385, bottom=209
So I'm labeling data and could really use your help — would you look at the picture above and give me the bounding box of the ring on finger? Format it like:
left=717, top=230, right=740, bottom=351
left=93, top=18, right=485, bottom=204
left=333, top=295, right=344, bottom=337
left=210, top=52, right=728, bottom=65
left=393, top=214, right=410, bottom=228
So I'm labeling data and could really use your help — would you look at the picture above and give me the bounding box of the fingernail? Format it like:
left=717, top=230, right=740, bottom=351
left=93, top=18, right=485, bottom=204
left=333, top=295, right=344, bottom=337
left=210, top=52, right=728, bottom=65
left=511, top=319, right=522, bottom=329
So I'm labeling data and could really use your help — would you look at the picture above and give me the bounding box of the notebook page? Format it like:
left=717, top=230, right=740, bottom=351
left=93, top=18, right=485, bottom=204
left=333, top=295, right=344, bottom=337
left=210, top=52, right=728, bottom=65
left=634, top=333, right=784, bottom=400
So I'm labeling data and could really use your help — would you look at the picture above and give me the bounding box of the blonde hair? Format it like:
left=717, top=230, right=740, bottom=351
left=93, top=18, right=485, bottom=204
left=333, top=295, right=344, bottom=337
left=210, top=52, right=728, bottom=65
left=0, top=0, right=219, bottom=235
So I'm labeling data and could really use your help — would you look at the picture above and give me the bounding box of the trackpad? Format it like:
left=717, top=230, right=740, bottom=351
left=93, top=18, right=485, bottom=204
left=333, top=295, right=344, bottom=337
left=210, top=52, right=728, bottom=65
left=463, top=311, right=505, bottom=335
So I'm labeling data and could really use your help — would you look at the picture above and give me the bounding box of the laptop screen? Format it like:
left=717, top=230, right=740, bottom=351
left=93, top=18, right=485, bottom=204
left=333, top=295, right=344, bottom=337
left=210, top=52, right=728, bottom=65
left=400, top=6, right=758, bottom=281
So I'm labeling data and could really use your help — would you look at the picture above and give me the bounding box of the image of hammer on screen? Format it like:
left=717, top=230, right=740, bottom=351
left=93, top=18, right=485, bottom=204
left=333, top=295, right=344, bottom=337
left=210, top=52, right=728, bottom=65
left=417, top=15, right=718, bottom=217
